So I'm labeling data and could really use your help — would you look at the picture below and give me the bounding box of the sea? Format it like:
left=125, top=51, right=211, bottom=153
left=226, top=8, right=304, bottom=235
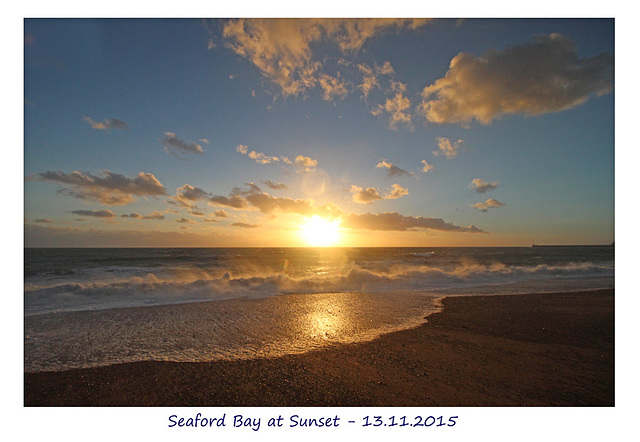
left=24, top=246, right=614, bottom=372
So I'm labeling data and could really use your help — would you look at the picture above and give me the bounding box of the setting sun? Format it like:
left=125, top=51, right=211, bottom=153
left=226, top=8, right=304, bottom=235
left=299, top=216, right=342, bottom=247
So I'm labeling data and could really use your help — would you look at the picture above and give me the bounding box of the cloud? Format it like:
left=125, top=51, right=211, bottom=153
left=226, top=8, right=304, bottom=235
left=83, top=116, right=129, bottom=130
left=176, top=217, right=197, bottom=224
left=143, top=211, right=165, bottom=220
left=471, top=198, right=505, bottom=212
left=357, top=61, right=395, bottom=99
left=213, top=209, right=229, bottom=218
left=469, top=178, right=498, bottom=193
left=32, top=170, right=168, bottom=205
left=215, top=183, right=342, bottom=218
left=26, top=223, right=231, bottom=247
left=121, top=211, right=165, bottom=220
left=386, top=183, right=409, bottom=199
left=328, top=19, right=430, bottom=52
left=71, top=209, right=117, bottom=218
left=236, top=144, right=280, bottom=164
left=204, top=218, right=220, bottom=223
left=351, top=183, right=409, bottom=204
left=433, top=137, right=464, bottom=159
left=351, top=186, right=383, bottom=204
left=371, top=83, right=412, bottom=130
left=121, top=213, right=142, bottom=219
left=358, top=66, right=379, bottom=98
left=175, top=182, right=482, bottom=238
left=376, top=160, right=413, bottom=177
left=221, top=19, right=429, bottom=98
left=319, top=73, right=349, bottom=101
left=262, top=180, right=288, bottom=190
left=249, top=150, right=279, bottom=164
left=294, top=155, right=318, bottom=173
left=421, top=160, right=434, bottom=173
left=34, top=218, right=54, bottom=223
left=245, top=191, right=316, bottom=214
left=231, top=222, right=259, bottom=228
left=208, top=194, right=250, bottom=209
left=175, top=184, right=211, bottom=204
left=342, top=212, right=485, bottom=233
left=419, top=34, right=614, bottom=125
left=161, top=132, right=205, bottom=157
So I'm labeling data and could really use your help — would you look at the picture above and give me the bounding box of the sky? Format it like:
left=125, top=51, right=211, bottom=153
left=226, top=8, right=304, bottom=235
left=23, top=17, right=615, bottom=247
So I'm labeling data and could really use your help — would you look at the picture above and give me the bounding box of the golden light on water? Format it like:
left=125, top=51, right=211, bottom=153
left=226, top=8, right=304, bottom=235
left=299, top=216, right=342, bottom=247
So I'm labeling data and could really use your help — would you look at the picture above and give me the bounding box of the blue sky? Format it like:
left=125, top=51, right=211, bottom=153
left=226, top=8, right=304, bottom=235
left=23, top=18, right=615, bottom=247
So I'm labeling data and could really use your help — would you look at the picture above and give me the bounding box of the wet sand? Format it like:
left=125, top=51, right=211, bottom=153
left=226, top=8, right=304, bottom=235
left=24, top=289, right=614, bottom=406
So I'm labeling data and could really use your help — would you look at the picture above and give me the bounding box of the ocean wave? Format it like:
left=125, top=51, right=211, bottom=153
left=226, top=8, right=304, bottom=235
left=24, top=259, right=614, bottom=315
left=410, top=252, right=436, bottom=257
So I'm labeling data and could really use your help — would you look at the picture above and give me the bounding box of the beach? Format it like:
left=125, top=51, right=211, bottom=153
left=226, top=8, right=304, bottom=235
left=24, top=289, right=614, bottom=406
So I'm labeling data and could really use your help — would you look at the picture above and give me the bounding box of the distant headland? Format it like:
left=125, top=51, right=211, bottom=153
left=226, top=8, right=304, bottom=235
left=532, top=243, right=614, bottom=248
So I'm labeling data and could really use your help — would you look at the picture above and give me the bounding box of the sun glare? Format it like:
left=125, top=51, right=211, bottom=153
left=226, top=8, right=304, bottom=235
left=299, top=216, right=341, bottom=247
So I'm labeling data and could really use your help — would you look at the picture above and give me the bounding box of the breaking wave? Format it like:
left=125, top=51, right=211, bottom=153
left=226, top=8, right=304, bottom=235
left=24, top=259, right=613, bottom=315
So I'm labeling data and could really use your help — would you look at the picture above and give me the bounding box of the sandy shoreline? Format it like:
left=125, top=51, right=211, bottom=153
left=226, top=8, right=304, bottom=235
left=24, top=289, right=614, bottom=406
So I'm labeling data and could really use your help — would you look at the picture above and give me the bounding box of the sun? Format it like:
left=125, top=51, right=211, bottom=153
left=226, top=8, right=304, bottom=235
left=299, top=216, right=342, bottom=247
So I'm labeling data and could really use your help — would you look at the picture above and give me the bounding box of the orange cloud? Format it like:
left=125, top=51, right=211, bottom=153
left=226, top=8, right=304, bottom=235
left=33, top=170, right=168, bottom=205
left=469, top=178, right=498, bottom=193
left=221, top=19, right=430, bottom=98
left=420, top=34, right=613, bottom=125
left=433, top=137, right=464, bottom=159
left=343, top=212, right=485, bottom=233
left=376, top=160, right=413, bottom=177
left=471, top=199, right=505, bottom=212
left=351, top=183, right=409, bottom=204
